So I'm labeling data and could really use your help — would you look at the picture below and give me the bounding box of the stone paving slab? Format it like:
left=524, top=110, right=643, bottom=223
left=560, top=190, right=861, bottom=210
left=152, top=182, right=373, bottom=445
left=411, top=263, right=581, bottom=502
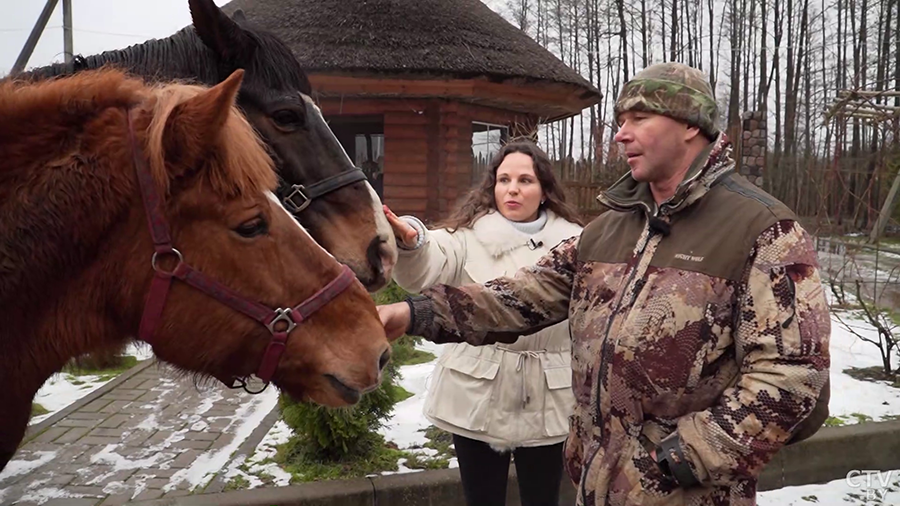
left=0, top=362, right=278, bottom=506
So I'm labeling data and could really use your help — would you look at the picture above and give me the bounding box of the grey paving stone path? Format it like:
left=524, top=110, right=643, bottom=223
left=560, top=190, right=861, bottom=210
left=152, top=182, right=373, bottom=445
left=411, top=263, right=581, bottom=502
left=0, top=360, right=279, bottom=506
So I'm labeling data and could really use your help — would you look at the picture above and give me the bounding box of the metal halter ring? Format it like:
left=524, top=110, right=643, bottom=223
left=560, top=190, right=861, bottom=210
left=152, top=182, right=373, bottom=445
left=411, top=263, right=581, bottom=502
left=151, top=248, right=184, bottom=276
left=283, top=185, right=311, bottom=213
left=266, top=308, right=298, bottom=335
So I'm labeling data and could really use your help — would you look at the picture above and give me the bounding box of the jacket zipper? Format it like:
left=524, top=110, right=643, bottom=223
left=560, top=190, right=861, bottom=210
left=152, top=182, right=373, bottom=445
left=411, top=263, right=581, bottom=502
left=580, top=204, right=659, bottom=502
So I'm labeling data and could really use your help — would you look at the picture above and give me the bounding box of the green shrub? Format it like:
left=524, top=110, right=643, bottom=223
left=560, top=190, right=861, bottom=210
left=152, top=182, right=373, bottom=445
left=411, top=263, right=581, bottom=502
left=277, top=280, right=425, bottom=476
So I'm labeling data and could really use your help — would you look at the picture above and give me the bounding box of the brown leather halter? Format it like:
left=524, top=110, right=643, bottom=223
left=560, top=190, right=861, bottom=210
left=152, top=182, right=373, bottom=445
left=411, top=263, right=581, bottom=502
left=127, top=109, right=356, bottom=394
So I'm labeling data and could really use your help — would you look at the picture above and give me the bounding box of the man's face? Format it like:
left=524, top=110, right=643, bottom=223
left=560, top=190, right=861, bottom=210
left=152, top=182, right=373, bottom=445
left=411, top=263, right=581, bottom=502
left=614, top=110, right=692, bottom=183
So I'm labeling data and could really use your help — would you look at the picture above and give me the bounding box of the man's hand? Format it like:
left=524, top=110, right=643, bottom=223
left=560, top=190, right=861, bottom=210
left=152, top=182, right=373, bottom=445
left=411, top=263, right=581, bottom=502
left=377, top=302, right=412, bottom=342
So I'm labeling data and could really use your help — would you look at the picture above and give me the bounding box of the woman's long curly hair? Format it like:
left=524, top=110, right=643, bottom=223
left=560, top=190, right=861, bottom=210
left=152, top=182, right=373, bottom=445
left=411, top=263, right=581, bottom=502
left=434, top=139, right=586, bottom=233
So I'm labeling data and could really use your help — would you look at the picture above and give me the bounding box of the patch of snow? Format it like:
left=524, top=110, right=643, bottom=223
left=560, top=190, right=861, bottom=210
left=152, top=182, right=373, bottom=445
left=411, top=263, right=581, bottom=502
left=17, top=486, right=88, bottom=504
left=759, top=469, right=900, bottom=504
left=0, top=451, right=58, bottom=483
left=125, top=341, right=156, bottom=361
left=383, top=458, right=422, bottom=476
left=378, top=360, right=439, bottom=450
left=163, top=386, right=279, bottom=492
left=192, top=390, right=224, bottom=416
left=90, top=444, right=167, bottom=471
left=135, top=414, right=159, bottom=432
left=28, top=344, right=156, bottom=426
left=828, top=309, right=900, bottom=423
left=221, top=418, right=295, bottom=489
left=29, top=373, right=112, bottom=425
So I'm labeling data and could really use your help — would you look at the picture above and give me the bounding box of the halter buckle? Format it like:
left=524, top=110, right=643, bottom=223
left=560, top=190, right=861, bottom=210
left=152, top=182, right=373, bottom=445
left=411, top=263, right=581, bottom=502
left=283, top=185, right=311, bottom=213
left=266, top=308, right=297, bottom=335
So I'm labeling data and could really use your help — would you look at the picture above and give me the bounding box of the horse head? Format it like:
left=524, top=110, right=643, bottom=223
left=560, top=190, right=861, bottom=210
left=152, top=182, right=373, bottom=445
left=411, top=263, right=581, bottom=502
left=186, top=0, right=398, bottom=292
left=121, top=69, right=392, bottom=406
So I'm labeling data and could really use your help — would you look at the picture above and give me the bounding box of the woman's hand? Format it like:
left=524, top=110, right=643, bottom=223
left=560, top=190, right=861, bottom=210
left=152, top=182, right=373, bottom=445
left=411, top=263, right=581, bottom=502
left=383, top=205, right=419, bottom=249
left=377, top=302, right=412, bottom=342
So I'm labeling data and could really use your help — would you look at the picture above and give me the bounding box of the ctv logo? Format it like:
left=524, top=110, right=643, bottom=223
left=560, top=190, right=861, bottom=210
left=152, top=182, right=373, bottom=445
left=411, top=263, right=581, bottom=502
left=846, top=470, right=897, bottom=500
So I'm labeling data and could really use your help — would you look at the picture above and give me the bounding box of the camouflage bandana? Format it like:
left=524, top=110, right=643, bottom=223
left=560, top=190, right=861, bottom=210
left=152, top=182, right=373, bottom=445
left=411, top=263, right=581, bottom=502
left=614, top=62, right=719, bottom=139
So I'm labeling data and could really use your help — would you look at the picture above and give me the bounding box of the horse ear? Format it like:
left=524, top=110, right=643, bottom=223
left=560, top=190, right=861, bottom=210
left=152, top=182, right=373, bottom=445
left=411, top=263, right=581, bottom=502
left=189, top=0, right=256, bottom=63
left=163, top=69, right=245, bottom=177
left=232, top=9, right=247, bottom=24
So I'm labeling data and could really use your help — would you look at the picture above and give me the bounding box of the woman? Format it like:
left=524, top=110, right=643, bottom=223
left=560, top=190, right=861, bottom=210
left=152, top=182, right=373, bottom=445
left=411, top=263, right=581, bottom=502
left=384, top=139, right=585, bottom=506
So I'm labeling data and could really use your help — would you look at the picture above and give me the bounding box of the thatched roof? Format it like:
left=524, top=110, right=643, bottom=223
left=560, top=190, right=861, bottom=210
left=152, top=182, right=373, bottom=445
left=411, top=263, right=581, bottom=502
left=219, top=0, right=600, bottom=100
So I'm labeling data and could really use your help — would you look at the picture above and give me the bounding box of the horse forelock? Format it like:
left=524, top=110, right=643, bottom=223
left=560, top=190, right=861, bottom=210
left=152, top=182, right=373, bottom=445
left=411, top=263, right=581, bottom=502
left=143, top=81, right=277, bottom=201
left=244, top=30, right=312, bottom=96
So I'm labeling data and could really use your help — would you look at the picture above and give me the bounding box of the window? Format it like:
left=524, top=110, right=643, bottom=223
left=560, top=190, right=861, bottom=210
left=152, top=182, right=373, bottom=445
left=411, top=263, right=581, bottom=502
left=326, top=115, right=385, bottom=199
left=471, top=122, right=508, bottom=184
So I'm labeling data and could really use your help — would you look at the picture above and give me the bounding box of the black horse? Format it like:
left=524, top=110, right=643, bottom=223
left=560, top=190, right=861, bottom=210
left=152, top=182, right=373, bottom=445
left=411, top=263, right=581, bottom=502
left=17, top=0, right=397, bottom=292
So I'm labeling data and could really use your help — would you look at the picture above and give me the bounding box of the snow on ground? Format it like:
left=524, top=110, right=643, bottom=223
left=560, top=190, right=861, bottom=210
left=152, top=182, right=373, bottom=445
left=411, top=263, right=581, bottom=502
left=0, top=452, right=58, bottom=482
left=163, top=386, right=280, bottom=493
left=825, top=302, right=900, bottom=424
left=377, top=340, right=460, bottom=472
left=755, top=304, right=900, bottom=504
left=29, top=342, right=155, bottom=425
left=759, top=470, right=900, bottom=505
left=221, top=419, right=294, bottom=489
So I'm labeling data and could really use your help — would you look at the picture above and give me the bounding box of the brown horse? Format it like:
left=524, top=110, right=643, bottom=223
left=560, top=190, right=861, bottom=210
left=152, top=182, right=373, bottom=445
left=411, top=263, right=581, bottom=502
left=19, top=0, right=398, bottom=293
left=0, top=68, right=391, bottom=472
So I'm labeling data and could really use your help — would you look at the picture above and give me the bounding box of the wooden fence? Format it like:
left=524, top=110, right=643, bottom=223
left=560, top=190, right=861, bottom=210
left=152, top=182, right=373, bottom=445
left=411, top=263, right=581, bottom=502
left=553, top=159, right=624, bottom=220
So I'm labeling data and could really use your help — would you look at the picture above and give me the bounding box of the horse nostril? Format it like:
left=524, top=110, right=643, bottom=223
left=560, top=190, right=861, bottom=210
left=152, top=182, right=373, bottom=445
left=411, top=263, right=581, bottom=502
left=378, top=347, right=391, bottom=371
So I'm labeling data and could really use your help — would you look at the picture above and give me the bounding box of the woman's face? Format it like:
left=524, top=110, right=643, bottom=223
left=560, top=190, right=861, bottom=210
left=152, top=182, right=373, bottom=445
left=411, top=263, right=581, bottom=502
left=494, top=152, right=544, bottom=222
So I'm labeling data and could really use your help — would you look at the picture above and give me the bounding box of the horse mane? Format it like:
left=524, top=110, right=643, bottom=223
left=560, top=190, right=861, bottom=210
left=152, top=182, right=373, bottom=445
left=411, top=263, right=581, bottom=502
left=0, top=66, right=275, bottom=198
left=17, top=28, right=220, bottom=84
left=0, top=68, right=275, bottom=308
left=17, top=24, right=312, bottom=96
left=142, top=78, right=277, bottom=198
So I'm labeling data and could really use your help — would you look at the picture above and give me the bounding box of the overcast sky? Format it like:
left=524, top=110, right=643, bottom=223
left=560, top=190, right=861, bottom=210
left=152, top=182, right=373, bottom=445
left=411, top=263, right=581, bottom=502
left=0, top=0, right=231, bottom=77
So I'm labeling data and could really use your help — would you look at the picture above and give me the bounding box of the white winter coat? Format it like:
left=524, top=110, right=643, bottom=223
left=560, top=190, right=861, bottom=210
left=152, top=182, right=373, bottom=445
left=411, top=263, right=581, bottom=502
left=392, top=209, right=583, bottom=451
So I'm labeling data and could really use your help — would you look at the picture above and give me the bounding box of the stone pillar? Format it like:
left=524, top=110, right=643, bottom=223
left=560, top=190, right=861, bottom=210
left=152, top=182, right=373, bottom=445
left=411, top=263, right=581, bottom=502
left=739, top=111, right=766, bottom=187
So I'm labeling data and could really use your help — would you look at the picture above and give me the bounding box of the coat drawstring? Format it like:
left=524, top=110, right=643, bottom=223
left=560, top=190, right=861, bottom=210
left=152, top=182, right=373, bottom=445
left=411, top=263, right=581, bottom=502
left=500, top=348, right=543, bottom=408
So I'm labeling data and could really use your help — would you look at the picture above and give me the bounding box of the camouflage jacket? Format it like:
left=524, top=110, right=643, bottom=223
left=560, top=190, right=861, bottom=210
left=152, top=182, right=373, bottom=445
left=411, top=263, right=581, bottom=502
left=406, top=134, right=831, bottom=506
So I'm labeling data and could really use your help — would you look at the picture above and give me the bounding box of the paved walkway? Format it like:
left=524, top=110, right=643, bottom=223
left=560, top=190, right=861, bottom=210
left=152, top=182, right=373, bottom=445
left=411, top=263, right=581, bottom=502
left=0, top=360, right=280, bottom=506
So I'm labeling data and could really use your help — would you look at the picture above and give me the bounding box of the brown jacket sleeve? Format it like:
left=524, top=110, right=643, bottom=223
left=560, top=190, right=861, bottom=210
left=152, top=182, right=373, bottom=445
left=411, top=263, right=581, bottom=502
left=407, top=235, right=581, bottom=346
left=664, top=220, right=831, bottom=486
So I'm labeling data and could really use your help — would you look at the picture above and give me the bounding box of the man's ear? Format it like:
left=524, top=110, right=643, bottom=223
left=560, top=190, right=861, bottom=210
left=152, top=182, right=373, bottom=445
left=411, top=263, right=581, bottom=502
left=684, top=124, right=701, bottom=142
left=161, top=69, right=245, bottom=179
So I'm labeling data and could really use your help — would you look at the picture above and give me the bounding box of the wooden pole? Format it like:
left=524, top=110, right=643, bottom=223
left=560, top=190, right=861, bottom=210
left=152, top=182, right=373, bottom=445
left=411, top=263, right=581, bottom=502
left=869, top=157, right=900, bottom=244
left=11, top=0, right=61, bottom=74
left=62, top=0, right=73, bottom=64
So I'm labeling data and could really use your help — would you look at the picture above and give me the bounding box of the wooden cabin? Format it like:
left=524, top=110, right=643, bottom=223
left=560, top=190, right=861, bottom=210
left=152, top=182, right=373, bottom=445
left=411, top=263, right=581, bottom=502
left=223, top=0, right=602, bottom=221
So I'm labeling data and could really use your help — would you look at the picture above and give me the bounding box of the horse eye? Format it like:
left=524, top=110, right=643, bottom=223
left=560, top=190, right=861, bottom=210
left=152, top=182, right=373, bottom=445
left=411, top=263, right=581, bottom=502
left=234, top=216, right=269, bottom=238
left=271, top=109, right=304, bottom=130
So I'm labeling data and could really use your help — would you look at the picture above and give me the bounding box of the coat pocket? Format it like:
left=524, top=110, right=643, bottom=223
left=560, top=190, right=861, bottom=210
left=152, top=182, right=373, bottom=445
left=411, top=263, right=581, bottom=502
left=424, top=351, right=501, bottom=432
left=541, top=353, right=575, bottom=437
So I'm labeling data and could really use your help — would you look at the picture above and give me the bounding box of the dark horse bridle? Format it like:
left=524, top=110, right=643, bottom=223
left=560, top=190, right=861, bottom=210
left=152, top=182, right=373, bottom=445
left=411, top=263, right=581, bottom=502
left=280, top=167, right=368, bottom=214
left=126, top=109, right=356, bottom=394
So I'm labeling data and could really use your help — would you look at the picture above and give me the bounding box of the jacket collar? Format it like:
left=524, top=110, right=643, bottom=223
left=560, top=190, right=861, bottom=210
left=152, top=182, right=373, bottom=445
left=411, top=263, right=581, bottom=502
left=597, top=132, right=735, bottom=218
left=471, top=209, right=577, bottom=258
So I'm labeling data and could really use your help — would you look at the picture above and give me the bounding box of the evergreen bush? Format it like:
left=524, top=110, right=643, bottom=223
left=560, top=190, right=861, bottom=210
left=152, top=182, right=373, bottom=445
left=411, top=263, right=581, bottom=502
left=276, top=280, right=424, bottom=478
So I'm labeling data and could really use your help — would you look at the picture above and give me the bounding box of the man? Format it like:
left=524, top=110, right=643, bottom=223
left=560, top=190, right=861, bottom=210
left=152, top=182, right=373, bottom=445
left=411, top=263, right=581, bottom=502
left=379, top=62, right=830, bottom=506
